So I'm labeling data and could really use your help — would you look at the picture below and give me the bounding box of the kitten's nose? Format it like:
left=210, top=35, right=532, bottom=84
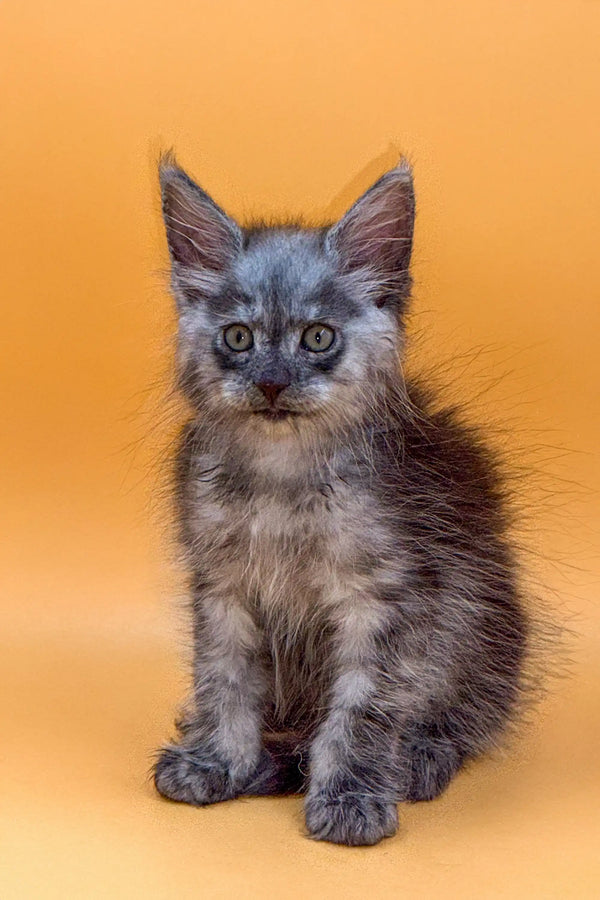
left=256, top=381, right=289, bottom=406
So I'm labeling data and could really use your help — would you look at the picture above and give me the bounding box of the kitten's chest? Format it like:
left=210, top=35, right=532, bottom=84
left=242, top=489, right=351, bottom=608
left=192, top=471, right=380, bottom=611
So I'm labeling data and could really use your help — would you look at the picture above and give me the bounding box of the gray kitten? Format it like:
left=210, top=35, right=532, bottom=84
left=153, top=154, right=529, bottom=845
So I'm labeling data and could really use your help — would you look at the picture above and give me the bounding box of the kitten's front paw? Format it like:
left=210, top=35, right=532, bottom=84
left=154, top=745, right=239, bottom=806
left=305, top=789, right=398, bottom=846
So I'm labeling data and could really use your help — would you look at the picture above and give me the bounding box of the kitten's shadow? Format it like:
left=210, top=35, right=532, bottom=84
left=321, top=144, right=405, bottom=222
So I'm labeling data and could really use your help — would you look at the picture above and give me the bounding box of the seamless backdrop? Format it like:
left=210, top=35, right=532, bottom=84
left=1, top=1, right=599, bottom=897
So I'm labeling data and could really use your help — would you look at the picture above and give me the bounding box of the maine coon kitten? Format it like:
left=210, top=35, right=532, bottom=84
left=153, top=154, right=529, bottom=846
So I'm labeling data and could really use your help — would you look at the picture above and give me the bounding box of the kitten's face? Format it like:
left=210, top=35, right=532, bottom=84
left=160, top=156, right=415, bottom=443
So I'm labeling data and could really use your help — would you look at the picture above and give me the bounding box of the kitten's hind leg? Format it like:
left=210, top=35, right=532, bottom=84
left=398, top=721, right=466, bottom=802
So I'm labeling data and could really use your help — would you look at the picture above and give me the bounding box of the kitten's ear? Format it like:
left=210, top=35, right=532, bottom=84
left=159, top=153, right=242, bottom=272
left=326, top=160, right=415, bottom=294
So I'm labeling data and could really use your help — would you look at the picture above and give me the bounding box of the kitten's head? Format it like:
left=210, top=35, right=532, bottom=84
left=160, top=153, right=415, bottom=445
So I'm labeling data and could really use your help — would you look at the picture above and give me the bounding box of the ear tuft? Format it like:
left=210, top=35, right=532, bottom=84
left=326, top=160, right=415, bottom=297
left=159, top=154, right=242, bottom=272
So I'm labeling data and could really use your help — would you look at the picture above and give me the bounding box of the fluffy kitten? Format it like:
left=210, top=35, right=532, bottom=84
left=153, top=154, right=529, bottom=845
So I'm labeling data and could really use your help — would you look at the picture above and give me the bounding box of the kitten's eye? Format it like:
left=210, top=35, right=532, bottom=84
left=224, top=324, right=254, bottom=352
left=301, top=323, right=335, bottom=352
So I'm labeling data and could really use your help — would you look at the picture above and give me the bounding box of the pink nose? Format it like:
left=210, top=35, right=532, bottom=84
left=256, top=381, right=289, bottom=406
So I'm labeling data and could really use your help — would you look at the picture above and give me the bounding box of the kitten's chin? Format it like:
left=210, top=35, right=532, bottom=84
left=245, top=408, right=313, bottom=444
left=253, top=409, right=300, bottom=423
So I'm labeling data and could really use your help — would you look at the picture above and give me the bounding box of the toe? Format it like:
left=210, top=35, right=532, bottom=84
left=305, top=791, right=398, bottom=846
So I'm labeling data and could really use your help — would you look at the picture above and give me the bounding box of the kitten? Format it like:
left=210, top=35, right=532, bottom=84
left=153, top=153, right=529, bottom=846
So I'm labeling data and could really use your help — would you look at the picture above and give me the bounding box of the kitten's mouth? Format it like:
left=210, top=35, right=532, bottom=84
left=253, top=408, right=299, bottom=422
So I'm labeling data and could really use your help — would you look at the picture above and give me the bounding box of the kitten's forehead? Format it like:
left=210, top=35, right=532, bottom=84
left=233, top=228, right=332, bottom=317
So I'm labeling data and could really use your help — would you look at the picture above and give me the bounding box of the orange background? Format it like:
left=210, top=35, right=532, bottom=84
left=1, top=1, right=599, bottom=896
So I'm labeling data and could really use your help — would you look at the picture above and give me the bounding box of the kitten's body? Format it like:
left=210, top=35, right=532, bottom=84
left=154, top=161, right=529, bottom=845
